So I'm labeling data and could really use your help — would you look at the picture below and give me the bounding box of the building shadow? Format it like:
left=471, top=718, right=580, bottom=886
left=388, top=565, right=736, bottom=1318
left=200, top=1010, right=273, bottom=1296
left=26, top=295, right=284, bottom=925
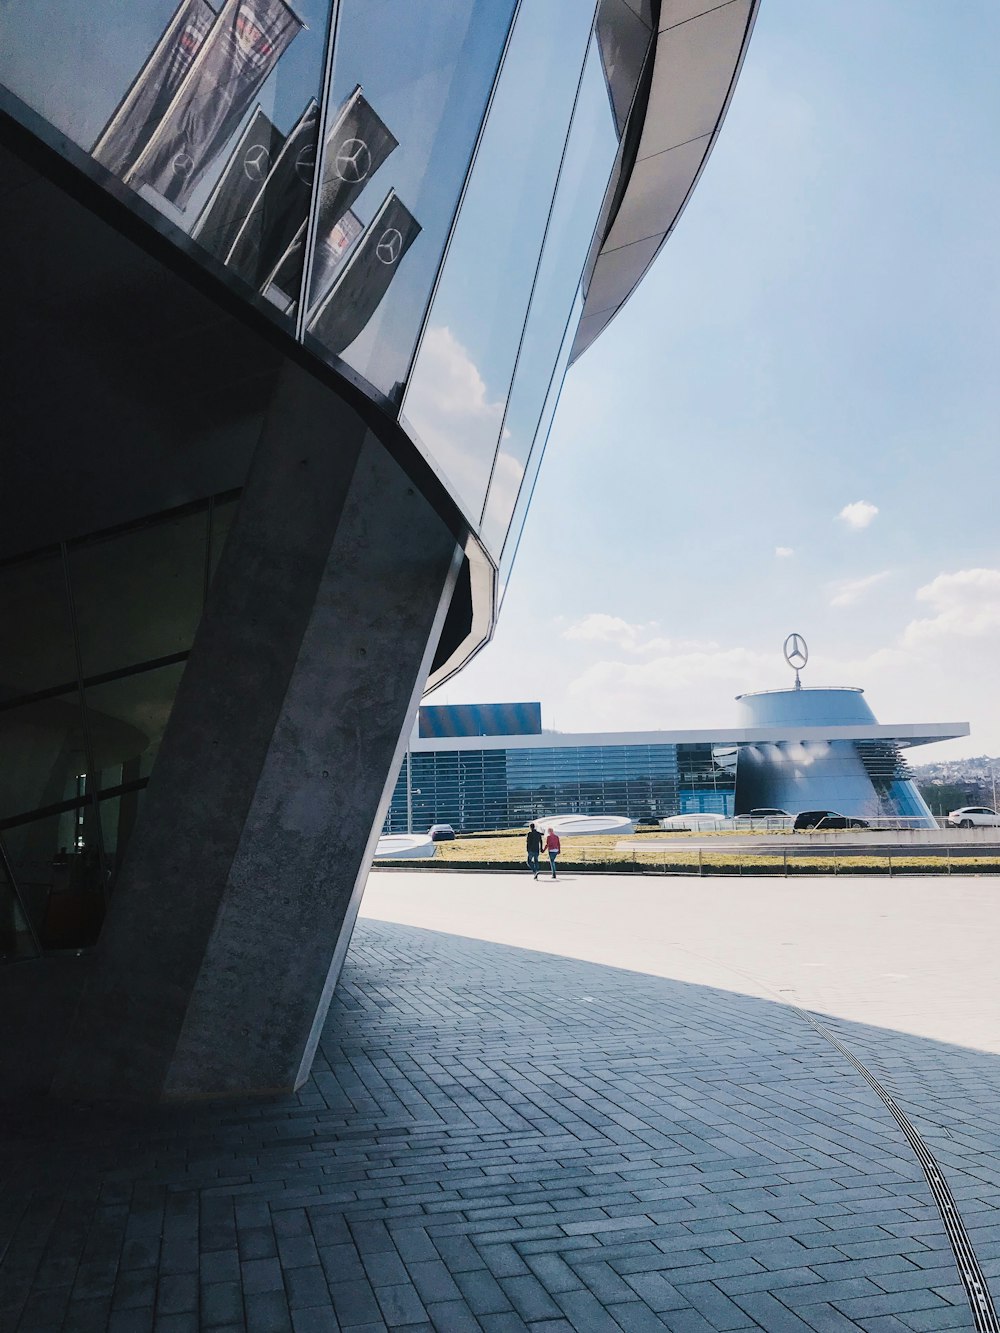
left=1, top=918, right=995, bottom=1329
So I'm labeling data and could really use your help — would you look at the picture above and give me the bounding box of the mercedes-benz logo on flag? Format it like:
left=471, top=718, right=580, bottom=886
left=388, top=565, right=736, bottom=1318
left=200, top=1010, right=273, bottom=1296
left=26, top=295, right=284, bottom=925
left=334, top=138, right=371, bottom=183
left=172, top=151, right=194, bottom=177
left=783, top=633, right=809, bottom=671
left=294, top=143, right=316, bottom=185
left=243, top=143, right=271, bottom=181
left=375, top=228, right=403, bottom=265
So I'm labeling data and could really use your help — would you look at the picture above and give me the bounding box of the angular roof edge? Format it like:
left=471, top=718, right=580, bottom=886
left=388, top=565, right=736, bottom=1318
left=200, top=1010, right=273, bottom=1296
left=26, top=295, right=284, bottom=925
left=571, top=0, right=761, bottom=362
left=409, top=723, right=972, bottom=753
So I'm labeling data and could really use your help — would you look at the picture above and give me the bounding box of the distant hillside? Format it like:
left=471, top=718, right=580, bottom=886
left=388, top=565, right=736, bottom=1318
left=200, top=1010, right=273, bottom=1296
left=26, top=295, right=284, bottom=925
left=911, top=754, right=999, bottom=816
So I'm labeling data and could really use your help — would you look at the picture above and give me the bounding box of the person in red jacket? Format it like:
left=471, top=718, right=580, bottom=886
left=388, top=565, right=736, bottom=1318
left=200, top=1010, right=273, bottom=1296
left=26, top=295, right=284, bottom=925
left=544, top=827, right=561, bottom=879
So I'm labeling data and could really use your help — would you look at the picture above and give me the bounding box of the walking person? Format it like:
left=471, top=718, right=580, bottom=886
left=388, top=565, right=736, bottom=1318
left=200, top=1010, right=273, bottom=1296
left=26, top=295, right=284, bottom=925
left=544, top=826, right=561, bottom=879
left=526, top=822, right=543, bottom=878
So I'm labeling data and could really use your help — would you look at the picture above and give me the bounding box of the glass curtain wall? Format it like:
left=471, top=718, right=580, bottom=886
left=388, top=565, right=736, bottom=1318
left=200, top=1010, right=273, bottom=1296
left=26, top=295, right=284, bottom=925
left=402, top=0, right=599, bottom=523
left=486, top=0, right=656, bottom=569
left=677, top=744, right=737, bottom=816
left=0, top=0, right=653, bottom=560
left=301, top=0, right=517, bottom=399
left=384, top=742, right=680, bottom=834
left=0, top=493, right=239, bottom=959
left=0, top=0, right=335, bottom=320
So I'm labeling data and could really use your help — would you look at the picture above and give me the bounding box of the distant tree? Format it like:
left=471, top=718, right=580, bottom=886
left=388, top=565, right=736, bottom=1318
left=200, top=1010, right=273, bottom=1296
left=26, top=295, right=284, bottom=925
left=918, top=782, right=985, bottom=816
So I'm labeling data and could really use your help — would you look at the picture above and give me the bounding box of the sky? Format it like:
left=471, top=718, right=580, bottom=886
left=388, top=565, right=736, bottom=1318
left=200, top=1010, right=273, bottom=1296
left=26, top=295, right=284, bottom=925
left=428, top=0, right=1000, bottom=762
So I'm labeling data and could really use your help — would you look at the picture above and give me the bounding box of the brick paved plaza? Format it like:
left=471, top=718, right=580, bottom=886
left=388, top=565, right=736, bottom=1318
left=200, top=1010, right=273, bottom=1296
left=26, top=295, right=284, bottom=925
left=3, top=870, right=999, bottom=1332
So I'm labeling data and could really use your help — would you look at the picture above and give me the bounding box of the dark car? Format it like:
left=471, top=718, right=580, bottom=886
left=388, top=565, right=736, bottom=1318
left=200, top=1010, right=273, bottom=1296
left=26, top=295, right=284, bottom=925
left=427, top=823, right=456, bottom=841
left=793, top=810, right=869, bottom=831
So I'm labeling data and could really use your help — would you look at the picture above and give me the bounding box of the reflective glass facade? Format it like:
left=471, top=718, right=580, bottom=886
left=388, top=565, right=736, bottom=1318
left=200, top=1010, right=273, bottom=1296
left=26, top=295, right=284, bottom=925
left=0, top=494, right=237, bottom=955
left=384, top=731, right=941, bottom=834
left=0, top=0, right=648, bottom=551
left=384, top=741, right=739, bottom=834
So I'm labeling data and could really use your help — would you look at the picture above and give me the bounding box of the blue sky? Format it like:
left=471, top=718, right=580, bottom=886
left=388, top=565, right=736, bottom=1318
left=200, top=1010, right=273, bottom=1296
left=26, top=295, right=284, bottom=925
left=431, top=0, right=1000, bottom=760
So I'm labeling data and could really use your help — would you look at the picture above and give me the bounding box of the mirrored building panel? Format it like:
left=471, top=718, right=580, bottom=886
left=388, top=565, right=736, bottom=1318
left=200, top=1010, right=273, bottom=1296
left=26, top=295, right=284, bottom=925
left=401, top=0, right=598, bottom=523
left=480, top=38, right=626, bottom=556
left=0, top=0, right=757, bottom=576
left=1, top=0, right=335, bottom=328
left=302, top=0, right=517, bottom=398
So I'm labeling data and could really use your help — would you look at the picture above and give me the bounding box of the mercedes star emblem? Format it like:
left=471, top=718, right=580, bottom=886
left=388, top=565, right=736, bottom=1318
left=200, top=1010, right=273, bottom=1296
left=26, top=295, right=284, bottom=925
left=243, top=143, right=271, bottom=181
left=334, top=137, right=371, bottom=184
left=375, top=227, right=403, bottom=265
left=783, top=632, right=808, bottom=688
left=784, top=633, right=809, bottom=671
left=294, top=143, right=316, bottom=185
left=172, top=151, right=194, bottom=177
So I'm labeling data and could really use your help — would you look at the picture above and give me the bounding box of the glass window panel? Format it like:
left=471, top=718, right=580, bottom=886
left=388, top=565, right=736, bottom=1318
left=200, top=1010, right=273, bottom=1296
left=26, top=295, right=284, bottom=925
left=498, top=292, right=581, bottom=592
left=0, top=694, right=106, bottom=947
left=402, top=0, right=597, bottom=524
left=0, top=838, right=39, bottom=964
left=301, top=0, right=517, bottom=398
left=87, top=662, right=188, bottom=884
left=70, top=511, right=206, bottom=678
left=0, top=696, right=89, bottom=827
left=0, top=551, right=77, bottom=701
left=87, top=661, right=188, bottom=790
left=1, top=1, right=335, bottom=329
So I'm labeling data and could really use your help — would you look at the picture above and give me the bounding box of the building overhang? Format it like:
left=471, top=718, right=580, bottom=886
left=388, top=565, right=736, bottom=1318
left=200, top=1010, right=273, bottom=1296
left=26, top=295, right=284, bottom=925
left=572, top=0, right=760, bottom=361
left=408, top=722, right=971, bottom=753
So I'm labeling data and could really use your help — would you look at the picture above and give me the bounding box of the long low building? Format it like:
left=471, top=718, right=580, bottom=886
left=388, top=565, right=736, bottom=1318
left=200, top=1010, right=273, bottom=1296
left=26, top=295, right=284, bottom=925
left=386, top=685, right=969, bottom=832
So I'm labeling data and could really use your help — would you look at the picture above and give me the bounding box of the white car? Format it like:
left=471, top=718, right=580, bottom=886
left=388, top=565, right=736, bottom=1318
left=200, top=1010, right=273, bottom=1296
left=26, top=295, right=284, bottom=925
left=946, top=806, right=1000, bottom=829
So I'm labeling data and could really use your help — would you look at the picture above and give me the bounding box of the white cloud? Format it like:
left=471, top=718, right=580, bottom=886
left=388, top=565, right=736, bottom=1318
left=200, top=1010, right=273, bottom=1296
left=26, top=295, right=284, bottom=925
left=562, top=638, right=776, bottom=730
left=838, top=500, right=879, bottom=530
left=562, top=614, right=644, bottom=649
left=903, top=568, right=1000, bottom=646
left=775, top=546, right=795, bottom=558
left=403, top=326, right=504, bottom=509
left=828, top=570, right=891, bottom=608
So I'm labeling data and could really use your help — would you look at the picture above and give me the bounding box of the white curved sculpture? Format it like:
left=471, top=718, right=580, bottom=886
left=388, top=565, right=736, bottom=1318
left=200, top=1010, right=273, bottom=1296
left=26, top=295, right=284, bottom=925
left=374, top=833, right=437, bottom=859
left=530, top=815, right=635, bottom=837
left=661, top=813, right=731, bottom=831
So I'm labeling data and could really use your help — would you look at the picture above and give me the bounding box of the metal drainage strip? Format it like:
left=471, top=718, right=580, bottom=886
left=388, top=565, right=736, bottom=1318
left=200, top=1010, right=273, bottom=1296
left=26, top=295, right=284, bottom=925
left=794, top=1007, right=999, bottom=1332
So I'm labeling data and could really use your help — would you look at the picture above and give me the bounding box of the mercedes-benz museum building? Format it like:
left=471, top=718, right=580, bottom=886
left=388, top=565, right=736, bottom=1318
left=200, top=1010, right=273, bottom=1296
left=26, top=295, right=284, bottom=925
left=0, top=0, right=758, bottom=1099
left=386, top=686, right=969, bottom=834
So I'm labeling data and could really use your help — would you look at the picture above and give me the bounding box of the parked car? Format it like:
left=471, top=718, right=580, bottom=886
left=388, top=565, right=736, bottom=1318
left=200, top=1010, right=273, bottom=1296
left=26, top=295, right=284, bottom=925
left=733, top=808, right=791, bottom=825
left=946, top=806, right=1000, bottom=829
left=793, top=810, right=869, bottom=831
left=427, top=823, right=456, bottom=841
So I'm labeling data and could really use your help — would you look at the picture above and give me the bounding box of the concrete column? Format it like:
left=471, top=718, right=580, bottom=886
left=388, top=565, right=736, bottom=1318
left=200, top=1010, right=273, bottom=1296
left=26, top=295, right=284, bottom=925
left=55, top=362, right=462, bottom=1101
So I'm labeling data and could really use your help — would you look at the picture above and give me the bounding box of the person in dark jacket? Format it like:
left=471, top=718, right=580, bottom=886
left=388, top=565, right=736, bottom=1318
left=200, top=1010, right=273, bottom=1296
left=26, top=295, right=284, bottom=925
left=526, top=823, right=543, bottom=877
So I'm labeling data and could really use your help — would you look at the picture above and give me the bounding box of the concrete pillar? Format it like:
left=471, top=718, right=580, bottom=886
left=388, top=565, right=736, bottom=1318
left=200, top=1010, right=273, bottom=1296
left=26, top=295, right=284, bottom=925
left=54, top=363, right=462, bottom=1101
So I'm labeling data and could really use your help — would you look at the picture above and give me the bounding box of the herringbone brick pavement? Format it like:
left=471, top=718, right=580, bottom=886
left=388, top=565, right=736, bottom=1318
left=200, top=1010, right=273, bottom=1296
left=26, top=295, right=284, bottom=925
left=2, top=873, right=996, bottom=1331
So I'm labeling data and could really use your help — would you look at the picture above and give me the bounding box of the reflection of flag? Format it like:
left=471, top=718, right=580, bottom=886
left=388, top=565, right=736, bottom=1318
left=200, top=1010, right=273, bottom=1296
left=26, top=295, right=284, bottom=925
left=92, top=0, right=216, bottom=178
left=310, top=207, right=364, bottom=296
left=308, top=191, right=420, bottom=356
left=192, top=106, right=283, bottom=260
left=265, top=207, right=362, bottom=313
left=129, top=0, right=301, bottom=209
left=223, top=99, right=318, bottom=289
left=307, top=88, right=398, bottom=307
